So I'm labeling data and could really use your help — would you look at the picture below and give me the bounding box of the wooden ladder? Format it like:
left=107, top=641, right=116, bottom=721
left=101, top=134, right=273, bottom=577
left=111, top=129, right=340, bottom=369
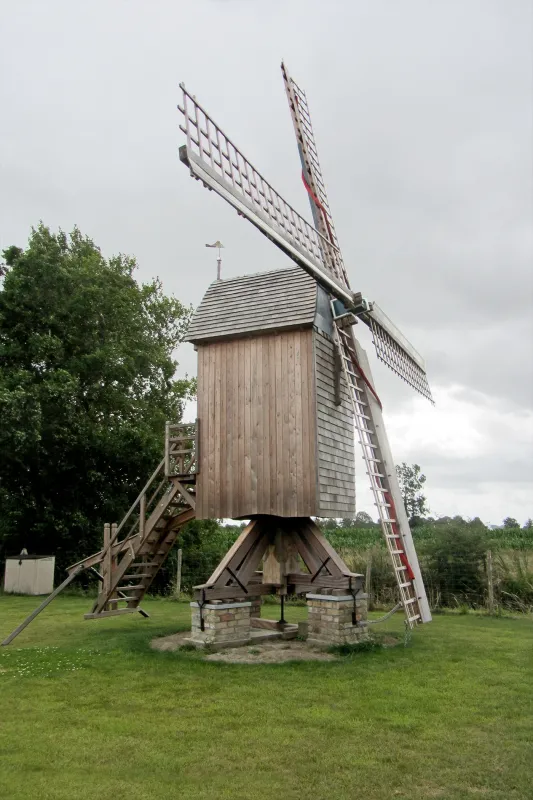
left=332, top=317, right=432, bottom=627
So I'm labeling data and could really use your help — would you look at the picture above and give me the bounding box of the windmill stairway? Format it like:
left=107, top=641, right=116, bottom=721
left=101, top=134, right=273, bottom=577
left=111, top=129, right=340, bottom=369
left=76, top=421, right=198, bottom=619
left=1, top=423, right=197, bottom=644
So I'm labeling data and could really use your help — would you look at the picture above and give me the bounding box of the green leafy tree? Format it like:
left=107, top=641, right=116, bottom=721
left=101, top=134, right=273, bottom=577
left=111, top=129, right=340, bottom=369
left=395, top=462, right=428, bottom=522
left=354, top=511, right=376, bottom=526
left=0, top=225, right=193, bottom=572
left=503, top=517, right=520, bottom=529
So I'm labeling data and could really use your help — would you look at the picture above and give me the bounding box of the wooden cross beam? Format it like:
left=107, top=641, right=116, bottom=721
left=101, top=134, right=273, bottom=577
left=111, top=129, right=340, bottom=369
left=193, top=516, right=363, bottom=603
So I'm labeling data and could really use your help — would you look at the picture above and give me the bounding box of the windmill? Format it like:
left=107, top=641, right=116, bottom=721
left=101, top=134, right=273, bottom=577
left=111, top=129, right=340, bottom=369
left=177, top=63, right=433, bottom=638
left=2, top=64, right=432, bottom=649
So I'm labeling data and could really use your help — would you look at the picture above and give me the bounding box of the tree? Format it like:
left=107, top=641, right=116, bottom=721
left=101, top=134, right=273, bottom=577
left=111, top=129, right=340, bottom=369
left=0, top=225, right=193, bottom=572
left=395, top=462, right=428, bottom=522
left=503, top=517, right=520, bottom=529
left=354, top=511, right=376, bottom=526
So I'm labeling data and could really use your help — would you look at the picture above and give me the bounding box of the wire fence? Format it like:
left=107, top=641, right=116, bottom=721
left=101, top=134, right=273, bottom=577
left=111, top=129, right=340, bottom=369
left=339, top=545, right=533, bottom=613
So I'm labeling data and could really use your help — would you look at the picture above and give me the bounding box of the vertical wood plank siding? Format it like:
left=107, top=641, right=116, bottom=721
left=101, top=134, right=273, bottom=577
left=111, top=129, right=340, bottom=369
left=314, top=330, right=356, bottom=517
left=196, top=330, right=317, bottom=519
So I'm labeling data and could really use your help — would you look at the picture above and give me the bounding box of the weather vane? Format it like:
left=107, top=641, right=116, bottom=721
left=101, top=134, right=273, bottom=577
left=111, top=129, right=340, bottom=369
left=205, top=240, right=224, bottom=280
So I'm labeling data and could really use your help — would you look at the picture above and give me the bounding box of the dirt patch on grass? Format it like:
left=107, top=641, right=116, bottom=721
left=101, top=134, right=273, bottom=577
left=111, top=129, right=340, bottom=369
left=150, top=633, right=337, bottom=663
left=150, top=631, right=192, bottom=652
left=205, top=641, right=337, bottom=664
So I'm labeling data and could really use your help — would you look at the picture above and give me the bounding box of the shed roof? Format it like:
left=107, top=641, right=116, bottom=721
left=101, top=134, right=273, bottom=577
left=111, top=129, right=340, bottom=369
left=184, top=266, right=318, bottom=343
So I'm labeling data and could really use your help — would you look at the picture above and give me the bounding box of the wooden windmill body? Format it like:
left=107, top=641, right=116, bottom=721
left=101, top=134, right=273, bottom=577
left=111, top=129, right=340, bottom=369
left=186, top=267, right=355, bottom=520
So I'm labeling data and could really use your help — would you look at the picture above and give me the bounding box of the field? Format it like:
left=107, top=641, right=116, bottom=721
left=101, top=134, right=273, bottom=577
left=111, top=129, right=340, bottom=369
left=1, top=595, right=532, bottom=800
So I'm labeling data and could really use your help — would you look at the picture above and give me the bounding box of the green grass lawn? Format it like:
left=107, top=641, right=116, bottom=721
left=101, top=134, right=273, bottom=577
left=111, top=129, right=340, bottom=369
left=1, top=595, right=532, bottom=800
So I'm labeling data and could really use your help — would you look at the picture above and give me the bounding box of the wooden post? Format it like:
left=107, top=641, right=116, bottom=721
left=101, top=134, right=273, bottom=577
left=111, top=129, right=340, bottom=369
left=176, top=548, right=183, bottom=596
left=164, top=421, right=170, bottom=477
left=139, top=493, right=146, bottom=540
left=487, top=549, right=495, bottom=614
left=109, top=523, right=118, bottom=610
left=365, top=549, right=373, bottom=610
left=102, top=523, right=111, bottom=611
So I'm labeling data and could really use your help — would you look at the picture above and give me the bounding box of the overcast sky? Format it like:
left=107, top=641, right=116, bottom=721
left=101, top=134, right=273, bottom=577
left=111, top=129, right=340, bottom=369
left=1, top=0, right=532, bottom=525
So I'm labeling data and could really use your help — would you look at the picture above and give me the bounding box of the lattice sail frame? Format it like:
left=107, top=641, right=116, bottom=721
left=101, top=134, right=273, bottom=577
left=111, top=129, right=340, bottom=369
left=281, top=62, right=349, bottom=288
left=178, top=79, right=433, bottom=402
left=178, top=84, right=352, bottom=306
left=281, top=63, right=433, bottom=403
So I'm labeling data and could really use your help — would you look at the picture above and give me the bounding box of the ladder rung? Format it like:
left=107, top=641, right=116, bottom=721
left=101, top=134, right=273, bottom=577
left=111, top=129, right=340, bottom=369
left=399, top=581, right=412, bottom=588
left=404, top=598, right=418, bottom=605
left=390, top=550, right=405, bottom=556
left=408, top=614, right=421, bottom=623
left=375, top=501, right=391, bottom=508
left=367, top=472, right=385, bottom=478
left=346, top=368, right=361, bottom=379
left=385, top=533, right=400, bottom=539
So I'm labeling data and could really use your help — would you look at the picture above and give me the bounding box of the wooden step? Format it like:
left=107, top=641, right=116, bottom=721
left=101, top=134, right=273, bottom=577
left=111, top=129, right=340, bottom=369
left=117, top=584, right=145, bottom=592
left=84, top=608, right=138, bottom=619
left=123, top=573, right=152, bottom=579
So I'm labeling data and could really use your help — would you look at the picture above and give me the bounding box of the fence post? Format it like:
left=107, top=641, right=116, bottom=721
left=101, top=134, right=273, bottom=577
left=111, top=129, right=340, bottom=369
left=487, top=549, right=495, bottom=614
left=365, top=549, right=373, bottom=610
left=176, top=548, right=183, bottom=596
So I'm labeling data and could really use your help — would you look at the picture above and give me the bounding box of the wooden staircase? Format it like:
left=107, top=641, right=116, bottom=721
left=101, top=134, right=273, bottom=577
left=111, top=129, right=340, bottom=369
left=68, top=421, right=198, bottom=619
left=1, top=421, right=198, bottom=645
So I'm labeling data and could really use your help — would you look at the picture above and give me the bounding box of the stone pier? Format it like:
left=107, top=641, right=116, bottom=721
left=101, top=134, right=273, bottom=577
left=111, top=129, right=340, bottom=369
left=306, top=591, right=368, bottom=647
left=189, top=600, right=252, bottom=646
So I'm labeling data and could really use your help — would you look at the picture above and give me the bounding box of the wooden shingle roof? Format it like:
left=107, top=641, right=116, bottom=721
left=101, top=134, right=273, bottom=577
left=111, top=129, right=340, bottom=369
left=184, top=267, right=318, bottom=343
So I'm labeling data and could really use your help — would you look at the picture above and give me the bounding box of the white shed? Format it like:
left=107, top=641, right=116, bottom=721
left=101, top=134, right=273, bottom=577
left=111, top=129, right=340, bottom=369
left=4, top=554, right=55, bottom=595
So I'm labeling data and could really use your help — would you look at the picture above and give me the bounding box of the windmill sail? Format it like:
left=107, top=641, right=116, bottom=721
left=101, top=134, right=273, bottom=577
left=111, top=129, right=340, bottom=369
left=281, top=62, right=348, bottom=288
left=364, top=304, right=434, bottom=402
left=178, top=81, right=433, bottom=404
left=178, top=84, right=352, bottom=307
left=281, top=64, right=433, bottom=404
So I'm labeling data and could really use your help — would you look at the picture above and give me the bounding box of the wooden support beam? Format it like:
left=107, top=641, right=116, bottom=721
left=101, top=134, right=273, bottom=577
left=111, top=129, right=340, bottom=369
left=172, top=478, right=196, bottom=510
left=1, top=567, right=84, bottom=646
left=193, top=582, right=276, bottom=602
left=205, top=519, right=263, bottom=586
left=301, top=519, right=354, bottom=577
left=84, top=608, right=139, bottom=620
left=286, top=572, right=363, bottom=591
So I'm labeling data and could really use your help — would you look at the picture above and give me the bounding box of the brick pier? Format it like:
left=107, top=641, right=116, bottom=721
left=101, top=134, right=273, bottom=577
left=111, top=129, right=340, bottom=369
left=306, top=592, right=368, bottom=647
left=189, top=600, right=252, bottom=646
